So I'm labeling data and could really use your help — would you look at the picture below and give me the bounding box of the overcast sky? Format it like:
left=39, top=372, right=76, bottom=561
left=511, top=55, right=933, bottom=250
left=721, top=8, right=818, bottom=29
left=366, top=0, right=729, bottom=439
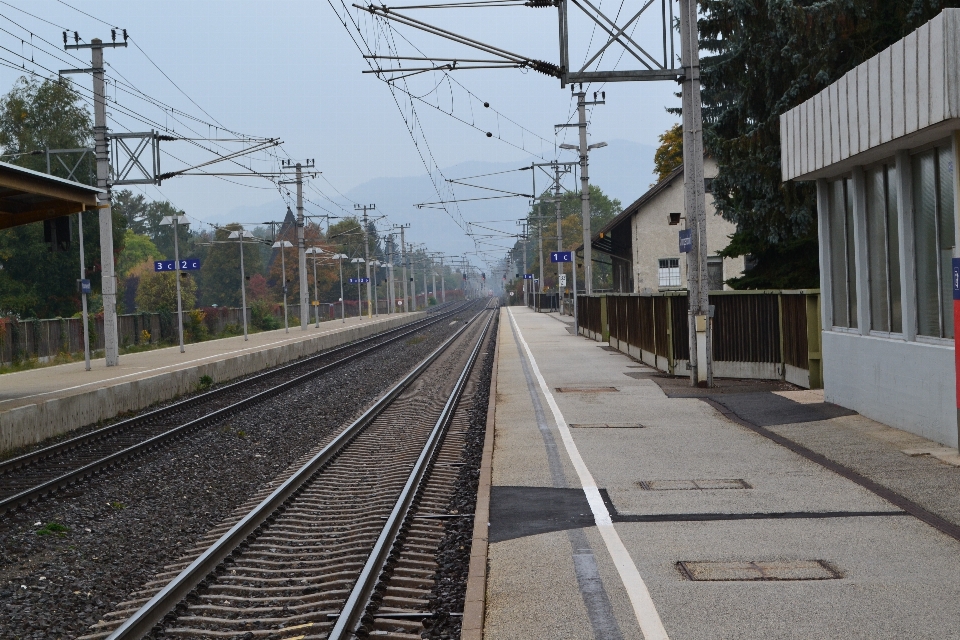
left=0, top=0, right=680, bottom=265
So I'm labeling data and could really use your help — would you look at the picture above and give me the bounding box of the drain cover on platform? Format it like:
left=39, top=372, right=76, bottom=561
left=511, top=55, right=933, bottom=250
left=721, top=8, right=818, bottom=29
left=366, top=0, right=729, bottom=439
left=570, top=422, right=645, bottom=428
left=638, top=479, right=751, bottom=490
left=555, top=387, right=619, bottom=393
left=678, top=560, right=841, bottom=581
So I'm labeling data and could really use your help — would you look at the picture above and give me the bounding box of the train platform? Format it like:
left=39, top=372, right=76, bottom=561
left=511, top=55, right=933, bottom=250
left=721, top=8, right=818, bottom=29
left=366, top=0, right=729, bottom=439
left=0, top=312, right=422, bottom=454
left=472, top=305, right=960, bottom=639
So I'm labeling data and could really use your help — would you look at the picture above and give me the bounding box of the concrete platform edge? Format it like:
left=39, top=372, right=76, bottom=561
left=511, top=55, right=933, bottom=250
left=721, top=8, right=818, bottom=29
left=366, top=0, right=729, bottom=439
left=0, top=314, right=422, bottom=454
left=460, top=310, right=500, bottom=640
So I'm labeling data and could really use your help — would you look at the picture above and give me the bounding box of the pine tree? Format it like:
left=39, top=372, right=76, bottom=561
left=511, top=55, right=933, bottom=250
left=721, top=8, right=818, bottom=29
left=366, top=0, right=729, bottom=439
left=698, top=0, right=957, bottom=288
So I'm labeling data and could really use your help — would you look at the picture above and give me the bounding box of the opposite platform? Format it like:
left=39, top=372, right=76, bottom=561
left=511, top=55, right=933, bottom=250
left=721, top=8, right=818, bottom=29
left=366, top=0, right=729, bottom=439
left=481, top=306, right=960, bottom=639
left=0, top=312, right=423, bottom=454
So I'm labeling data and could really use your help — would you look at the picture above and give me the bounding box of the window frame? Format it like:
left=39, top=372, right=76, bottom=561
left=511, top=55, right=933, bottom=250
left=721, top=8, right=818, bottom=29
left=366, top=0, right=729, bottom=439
left=910, top=139, right=955, bottom=339
left=657, top=257, right=681, bottom=288
left=863, top=159, right=903, bottom=337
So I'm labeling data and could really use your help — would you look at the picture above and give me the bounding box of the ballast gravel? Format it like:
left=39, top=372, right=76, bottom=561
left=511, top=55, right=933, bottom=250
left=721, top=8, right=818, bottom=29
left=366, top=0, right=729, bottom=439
left=0, top=308, right=478, bottom=640
left=422, top=319, right=496, bottom=640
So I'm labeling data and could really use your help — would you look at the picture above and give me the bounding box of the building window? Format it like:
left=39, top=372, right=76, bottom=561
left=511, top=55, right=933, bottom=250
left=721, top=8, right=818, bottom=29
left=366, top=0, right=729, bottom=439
left=707, top=256, right=724, bottom=291
left=658, top=258, right=680, bottom=287
left=828, top=177, right=857, bottom=328
left=912, top=144, right=956, bottom=339
left=866, top=163, right=902, bottom=333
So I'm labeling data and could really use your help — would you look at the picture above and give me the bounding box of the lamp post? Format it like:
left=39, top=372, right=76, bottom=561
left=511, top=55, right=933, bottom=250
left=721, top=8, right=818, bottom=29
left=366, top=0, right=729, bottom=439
left=272, top=239, right=294, bottom=333
left=306, top=247, right=324, bottom=328
left=351, top=257, right=365, bottom=318
left=228, top=229, right=255, bottom=341
left=331, top=253, right=348, bottom=322
left=160, top=214, right=189, bottom=353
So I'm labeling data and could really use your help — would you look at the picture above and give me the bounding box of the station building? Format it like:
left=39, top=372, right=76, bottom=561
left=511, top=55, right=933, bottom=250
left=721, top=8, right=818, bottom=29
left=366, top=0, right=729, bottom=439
left=588, top=156, right=744, bottom=293
left=781, top=9, right=960, bottom=446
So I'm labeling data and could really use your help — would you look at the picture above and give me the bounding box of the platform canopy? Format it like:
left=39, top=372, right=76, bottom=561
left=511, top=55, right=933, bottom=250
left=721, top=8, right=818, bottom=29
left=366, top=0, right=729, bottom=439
left=0, top=160, right=104, bottom=231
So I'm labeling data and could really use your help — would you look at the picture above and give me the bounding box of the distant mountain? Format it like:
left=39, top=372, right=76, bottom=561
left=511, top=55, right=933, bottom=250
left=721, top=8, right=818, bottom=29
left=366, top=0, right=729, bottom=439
left=223, top=138, right=657, bottom=259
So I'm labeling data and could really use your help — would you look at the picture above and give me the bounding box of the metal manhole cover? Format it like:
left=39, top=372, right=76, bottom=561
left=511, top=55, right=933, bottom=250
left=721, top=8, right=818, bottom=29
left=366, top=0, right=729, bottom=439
left=638, top=479, right=751, bottom=490
left=555, top=387, right=619, bottom=393
left=678, top=560, right=841, bottom=581
left=570, top=423, right=645, bottom=428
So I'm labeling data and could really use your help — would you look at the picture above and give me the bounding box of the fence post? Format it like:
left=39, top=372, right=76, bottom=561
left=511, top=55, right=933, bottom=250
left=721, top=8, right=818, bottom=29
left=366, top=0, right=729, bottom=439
left=665, top=297, right=675, bottom=375
left=600, top=295, right=609, bottom=343
left=777, top=293, right=786, bottom=381
left=806, top=292, right=823, bottom=389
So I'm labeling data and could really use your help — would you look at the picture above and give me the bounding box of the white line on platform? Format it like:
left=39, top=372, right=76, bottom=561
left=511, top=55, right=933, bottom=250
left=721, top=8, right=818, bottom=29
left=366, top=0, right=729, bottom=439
left=507, top=308, right=669, bottom=640
left=2, top=317, right=388, bottom=405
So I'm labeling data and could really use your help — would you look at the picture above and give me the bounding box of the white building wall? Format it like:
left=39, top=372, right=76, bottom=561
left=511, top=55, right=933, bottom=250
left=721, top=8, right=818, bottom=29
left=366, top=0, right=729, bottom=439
left=630, top=159, right=743, bottom=292
left=823, top=331, right=957, bottom=447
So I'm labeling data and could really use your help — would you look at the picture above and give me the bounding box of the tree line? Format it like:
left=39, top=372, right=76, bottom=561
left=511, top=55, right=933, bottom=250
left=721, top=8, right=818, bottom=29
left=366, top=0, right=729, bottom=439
left=0, top=75, right=464, bottom=324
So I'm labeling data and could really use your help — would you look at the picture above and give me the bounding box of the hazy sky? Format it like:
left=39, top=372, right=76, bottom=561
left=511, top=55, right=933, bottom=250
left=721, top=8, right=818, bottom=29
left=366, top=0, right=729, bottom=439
left=0, top=0, right=680, bottom=263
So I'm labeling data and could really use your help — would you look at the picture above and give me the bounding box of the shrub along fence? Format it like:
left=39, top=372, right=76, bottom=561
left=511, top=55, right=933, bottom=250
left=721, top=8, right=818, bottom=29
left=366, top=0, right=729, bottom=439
left=577, top=290, right=822, bottom=389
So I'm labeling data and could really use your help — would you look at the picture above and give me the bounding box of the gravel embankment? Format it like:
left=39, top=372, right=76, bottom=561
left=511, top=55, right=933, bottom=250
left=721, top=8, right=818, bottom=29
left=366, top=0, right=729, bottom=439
left=0, top=306, right=479, bottom=640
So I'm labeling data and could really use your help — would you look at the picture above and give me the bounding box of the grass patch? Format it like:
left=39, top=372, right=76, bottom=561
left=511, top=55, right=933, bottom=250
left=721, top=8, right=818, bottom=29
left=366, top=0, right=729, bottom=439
left=198, top=375, right=213, bottom=390
left=109, top=501, right=125, bottom=510
left=36, top=522, right=69, bottom=537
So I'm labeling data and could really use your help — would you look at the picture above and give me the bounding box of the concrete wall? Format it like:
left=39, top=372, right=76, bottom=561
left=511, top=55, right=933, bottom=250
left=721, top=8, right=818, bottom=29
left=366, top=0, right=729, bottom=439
left=631, top=158, right=744, bottom=293
left=823, top=330, right=957, bottom=447
left=0, top=313, right=424, bottom=454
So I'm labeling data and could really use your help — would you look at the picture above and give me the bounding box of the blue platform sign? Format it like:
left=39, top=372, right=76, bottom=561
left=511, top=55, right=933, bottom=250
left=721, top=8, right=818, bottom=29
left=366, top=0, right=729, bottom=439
left=953, top=258, right=960, bottom=300
left=349, top=277, right=370, bottom=284
left=79, top=279, right=91, bottom=294
left=155, top=259, right=200, bottom=271
left=551, top=251, right=572, bottom=263
left=679, top=229, right=693, bottom=253
left=523, top=274, right=533, bottom=280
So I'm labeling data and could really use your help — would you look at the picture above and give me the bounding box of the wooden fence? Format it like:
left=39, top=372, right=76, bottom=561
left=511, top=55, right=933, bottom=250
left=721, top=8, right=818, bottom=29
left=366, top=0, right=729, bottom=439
left=577, top=290, right=822, bottom=388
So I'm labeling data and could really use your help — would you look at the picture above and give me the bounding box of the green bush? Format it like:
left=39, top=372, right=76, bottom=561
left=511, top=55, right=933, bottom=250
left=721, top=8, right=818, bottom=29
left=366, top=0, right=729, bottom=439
left=251, top=300, right=281, bottom=331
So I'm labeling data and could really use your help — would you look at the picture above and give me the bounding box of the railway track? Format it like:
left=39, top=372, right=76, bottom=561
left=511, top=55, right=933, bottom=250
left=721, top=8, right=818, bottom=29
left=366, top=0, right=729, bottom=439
left=0, top=302, right=474, bottom=516
left=87, top=302, right=497, bottom=640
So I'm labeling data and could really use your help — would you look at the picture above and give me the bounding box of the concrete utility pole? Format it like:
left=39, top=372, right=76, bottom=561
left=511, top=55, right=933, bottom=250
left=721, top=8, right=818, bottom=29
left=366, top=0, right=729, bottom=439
left=280, top=159, right=315, bottom=330
left=410, top=245, right=418, bottom=310
left=557, top=90, right=605, bottom=295
left=679, top=0, right=712, bottom=387
left=355, top=204, right=375, bottom=317
left=554, top=163, right=564, bottom=289
left=518, top=222, right=528, bottom=303
left=397, top=225, right=410, bottom=312
left=386, top=235, right=395, bottom=314
left=439, top=256, right=446, bottom=303
left=64, top=35, right=127, bottom=366
left=422, top=251, right=428, bottom=307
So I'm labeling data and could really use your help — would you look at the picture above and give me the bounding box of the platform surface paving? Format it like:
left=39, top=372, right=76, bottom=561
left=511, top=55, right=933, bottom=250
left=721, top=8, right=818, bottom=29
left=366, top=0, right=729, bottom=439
left=485, top=306, right=960, bottom=639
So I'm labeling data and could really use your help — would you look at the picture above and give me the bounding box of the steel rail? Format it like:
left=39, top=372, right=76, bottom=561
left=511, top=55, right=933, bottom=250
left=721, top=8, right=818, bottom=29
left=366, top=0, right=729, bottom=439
left=105, top=305, right=492, bottom=639
left=330, top=305, right=495, bottom=638
left=0, top=302, right=473, bottom=515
